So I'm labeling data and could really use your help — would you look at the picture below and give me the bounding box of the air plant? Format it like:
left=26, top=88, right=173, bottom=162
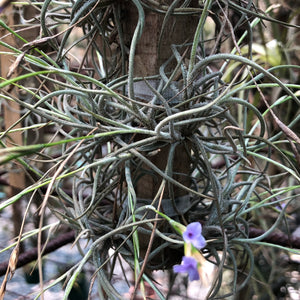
left=0, top=1, right=300, bottom=299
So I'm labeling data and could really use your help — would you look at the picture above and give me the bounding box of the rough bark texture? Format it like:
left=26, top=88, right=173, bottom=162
left=117, top=1, right=200, bottom=269
left=121, top=0, right=198, bottom=200
left=0, top=5, right=42, bottom=251
left=122, top=0, right=199, bottom=76
left=1, top=6, right=26, bottom=245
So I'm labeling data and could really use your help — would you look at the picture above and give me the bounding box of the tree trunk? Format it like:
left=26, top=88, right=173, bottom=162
left=1, top=6, right=26, bottom=247
left=118, top=1, right=199, bottom=269
left=121, top=0, right=198, bottom=202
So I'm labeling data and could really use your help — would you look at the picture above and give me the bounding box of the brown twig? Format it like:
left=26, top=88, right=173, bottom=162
left=0, top=227, right=299, bottom=280
left=0, top=231, right=75, bottom=277
left=249, top=227, right=300, bottom=249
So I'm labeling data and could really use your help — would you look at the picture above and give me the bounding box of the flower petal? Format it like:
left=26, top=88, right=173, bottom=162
left=183, top=222, right=206, bottom=249
left=173, top=256, right=200, bottom=281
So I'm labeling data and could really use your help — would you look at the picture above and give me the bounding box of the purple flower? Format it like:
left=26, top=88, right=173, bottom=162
left=183, top=222, right=206, bottom=249
left=276, top=203, right=286, bottom=210
left=173, top=256, right=199, bottom=281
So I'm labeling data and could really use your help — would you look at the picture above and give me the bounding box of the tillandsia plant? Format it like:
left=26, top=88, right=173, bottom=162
left=0, top=0, right=300, bottom=299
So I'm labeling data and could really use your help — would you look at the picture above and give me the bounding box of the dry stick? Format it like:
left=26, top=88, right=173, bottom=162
left=219, top=0, right=243, bottom=56
left=246, top=51, right=300, bottom=166
left=0, top=231, right=75, bottom=277
left=0, top=187, right=42, bottom=299
left=0, top=227, right=299, bottom=279
left=37, top=127, right=97, bottom=300
left=248, top=227, right=300, bottom=249
left=130, top=185, right=166, bottom=300
left=0, top=246, right=19, bottom=300
left=209, top=0, right=229, bottom=56
left=20, top=0, right=105, bottom=52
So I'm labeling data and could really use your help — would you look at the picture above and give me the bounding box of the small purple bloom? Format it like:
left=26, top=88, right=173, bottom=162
left=276, top=203, right=286, bottom=210
left=173, top=256, right=199, bottom=281
left=183, top=222, right=206, bottom=249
